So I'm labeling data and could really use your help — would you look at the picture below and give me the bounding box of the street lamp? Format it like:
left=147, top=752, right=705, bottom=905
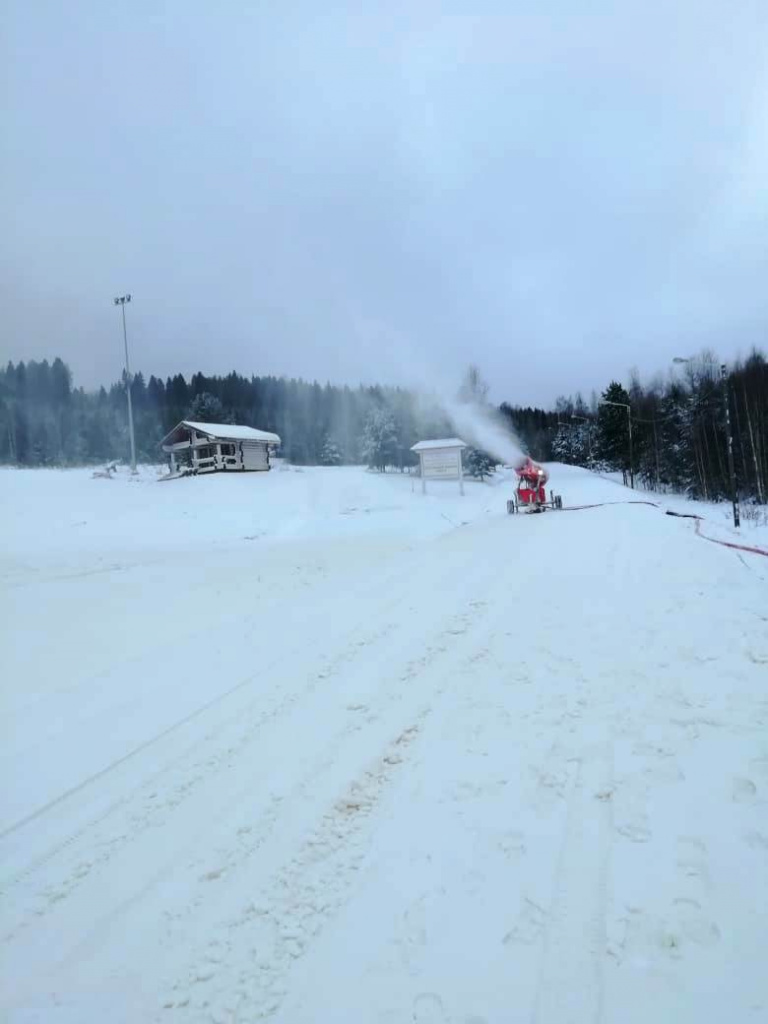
left=113, top=294, right=137, bottom=474
left=599, top=400, right=634, bottom=488
left=673, top=356, right=739, bottom=528
left=570, top=414, right=593, bottom=468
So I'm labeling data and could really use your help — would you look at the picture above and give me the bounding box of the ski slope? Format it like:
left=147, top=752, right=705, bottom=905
left=1, top=465, right=766, bottom=1023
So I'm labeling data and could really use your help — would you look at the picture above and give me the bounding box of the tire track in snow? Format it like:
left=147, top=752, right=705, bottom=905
left=0, top=597, right=430, bottom=919
left=161, top=719, right=427, bottom=1021
left=0, top=542, right=496, bottom=970
left=154, top=590, right=512, bottom=1021
left=1, top=555, right=404, bottom=843
left=531, top=741, right=614, bottom=1024
left=0, top=529, right=479, bottom=864
left=4, top=550, right=337, bottom=723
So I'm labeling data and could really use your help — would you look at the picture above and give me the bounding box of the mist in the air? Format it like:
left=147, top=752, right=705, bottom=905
left=408, top=362, right=526, bottom=468
left=441, top=395, right=525, bottom=468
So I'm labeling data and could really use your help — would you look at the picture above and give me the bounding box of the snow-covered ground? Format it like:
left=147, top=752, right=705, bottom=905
left=1, top=464, right=766, bottom=1023
left=595, top=470, right=768, bottom=550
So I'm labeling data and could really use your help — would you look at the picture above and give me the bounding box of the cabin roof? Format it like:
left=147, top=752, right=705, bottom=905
left=410, top=438, right=467, bottom=452
left=161, top=420, right=281, bottom=447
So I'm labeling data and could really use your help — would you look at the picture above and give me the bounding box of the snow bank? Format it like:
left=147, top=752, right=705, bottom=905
left=0, top=464, right=508, bottom=579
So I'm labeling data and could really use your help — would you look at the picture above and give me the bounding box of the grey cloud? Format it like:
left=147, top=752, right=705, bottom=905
left=2, top=1, right=767, bottom=405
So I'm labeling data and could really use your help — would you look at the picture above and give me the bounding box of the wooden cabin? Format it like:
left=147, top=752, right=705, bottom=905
left=161, top=421, right=281, bottom=476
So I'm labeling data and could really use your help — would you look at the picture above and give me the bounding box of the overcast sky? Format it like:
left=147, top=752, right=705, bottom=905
left=2, top=1, right=767, bottom=406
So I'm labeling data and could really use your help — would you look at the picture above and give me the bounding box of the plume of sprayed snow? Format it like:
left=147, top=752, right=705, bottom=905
left=411, top=388, right=526, bottom=467
left=348, top=316, right=526, bottom=466
left=442, top=396, right=525, bottom=466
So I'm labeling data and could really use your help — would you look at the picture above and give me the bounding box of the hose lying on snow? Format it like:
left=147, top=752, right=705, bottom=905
left=560, top=500, right=660, bottom=512
left=557, top=500, right=768, bottom=559
left=691, top=517, right=768, bottom=558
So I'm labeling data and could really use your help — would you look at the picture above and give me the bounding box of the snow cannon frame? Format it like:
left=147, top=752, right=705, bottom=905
left=507, top=458, right=563, bottom=514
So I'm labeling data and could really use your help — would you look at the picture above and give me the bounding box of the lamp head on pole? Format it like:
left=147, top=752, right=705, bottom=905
left=673, top=355, right=722, bottom=376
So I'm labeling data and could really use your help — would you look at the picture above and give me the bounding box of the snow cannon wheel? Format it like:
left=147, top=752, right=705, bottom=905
left=506, top=499, right=517, bottom=515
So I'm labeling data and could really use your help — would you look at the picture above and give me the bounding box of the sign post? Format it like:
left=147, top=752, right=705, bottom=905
left=411, top=439, right=467, bottom=495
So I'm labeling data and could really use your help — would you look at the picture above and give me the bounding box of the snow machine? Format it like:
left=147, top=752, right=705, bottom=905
left=507, top=457, right=563, bottom=514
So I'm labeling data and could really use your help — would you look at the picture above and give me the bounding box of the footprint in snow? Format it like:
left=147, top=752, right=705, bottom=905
left=673, top=898, right=721, bottom=947
left=616, top=821, right=652, bottom=844
left=732, top=777, right=758, bottom=803
left=744, top=831, right=768, bottom=851
left=503, top=897, right=547, bottom=946
left=413, top=993, right=447, bottom=1023
left=678, top=835, right=707, bottom=854
left=200, top=868, right=225, bottom=882
left=497, top=829, right=527, bottom=860
left=676, top=836, right=710, bottom=884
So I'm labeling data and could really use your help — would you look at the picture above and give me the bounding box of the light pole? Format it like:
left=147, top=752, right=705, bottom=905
left=114, top=294, right=137, bottom=474
left=673, top=356, right=739, bottom=528
left=571, top=414, right=593, bottom=468
left=600, top=400, right=633, bottom=488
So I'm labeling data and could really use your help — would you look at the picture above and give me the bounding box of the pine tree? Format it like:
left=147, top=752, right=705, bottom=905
left=187, top=391, right=230, bottom=423
left=361, top=408, right=398, bottom=472
left=657, top=383, right=696, bottom=495
left=551, top=424, right=576, bottom=464
left=458, top=364, right=490, bottom=404
left=596, top=382, right=632, bottom=475
left=465, top=448, right=495, bottom=480
left=320, top=436, right=342, bottom=466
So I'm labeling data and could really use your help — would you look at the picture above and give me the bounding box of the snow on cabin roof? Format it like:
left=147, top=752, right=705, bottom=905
left=161, top=421, right=281, bottom=447
left=411, top=438, right=467, bottom=452
left=184, top=421, right=281, bottom=443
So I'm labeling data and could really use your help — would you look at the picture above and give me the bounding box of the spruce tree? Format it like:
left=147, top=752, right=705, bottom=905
left=361, top=408, right=398, bottom=472
left=465, top=448, right=495, bottom=480
left=596, top=382, right=632, bottom=473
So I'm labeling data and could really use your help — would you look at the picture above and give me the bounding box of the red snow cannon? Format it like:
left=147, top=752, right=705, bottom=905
left=507, top=457, right=563, bottom=514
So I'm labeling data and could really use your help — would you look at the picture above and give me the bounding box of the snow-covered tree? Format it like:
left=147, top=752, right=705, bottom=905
left=458, top=364, right=490, bottom=404
left=361, top=408, right=398, bottom=471
left=465, top=447, right=495, bottom=480
left=552, top=422, right=593, bottom=466
left=320, top=436, right=342, bottom=466
left=596, top=382, right=631, bottom=472
left=552, top=424, right=576, bottom=464
left=187, top=391, right=231, bottom=424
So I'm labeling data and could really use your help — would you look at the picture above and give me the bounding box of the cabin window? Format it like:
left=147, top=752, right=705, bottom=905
left=196, top=445, right=215, bottom=460
left=220, top=443, right=236, bottom=456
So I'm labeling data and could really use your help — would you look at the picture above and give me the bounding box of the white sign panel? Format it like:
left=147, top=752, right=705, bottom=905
left=421, top=449, right=462, bottom=479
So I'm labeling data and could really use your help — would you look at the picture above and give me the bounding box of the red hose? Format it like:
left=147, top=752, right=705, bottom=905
left=694, top=519, right=768, bottom=558
left=558, top=500, right=768, bottom=558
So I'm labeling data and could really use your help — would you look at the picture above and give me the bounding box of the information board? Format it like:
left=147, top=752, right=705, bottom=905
left=421, top=449, right=462, bottom=479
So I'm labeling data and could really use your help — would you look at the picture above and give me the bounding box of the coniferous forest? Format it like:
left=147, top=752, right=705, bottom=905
left=1, top=350, right=766, bottom=505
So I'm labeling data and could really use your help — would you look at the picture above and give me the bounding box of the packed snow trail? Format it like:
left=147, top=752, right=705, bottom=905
left=1, top=465, right=766, bottom=1023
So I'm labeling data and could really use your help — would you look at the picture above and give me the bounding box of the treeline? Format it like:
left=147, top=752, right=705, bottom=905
left=551, top=350, right=767, bottom=502
left=0, top=360, right=557, bottom=469
left=2, top=352, right=766, bottom=504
